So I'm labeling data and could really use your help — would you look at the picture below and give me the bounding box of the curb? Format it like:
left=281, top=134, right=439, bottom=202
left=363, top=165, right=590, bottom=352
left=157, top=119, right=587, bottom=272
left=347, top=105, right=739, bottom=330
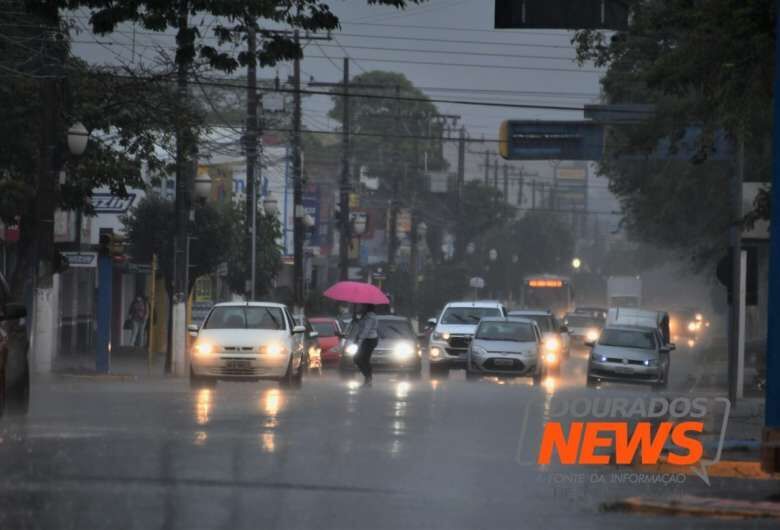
left=56, top=373, right=140, bottom=382
left=603, top=495, right=780, bottom=519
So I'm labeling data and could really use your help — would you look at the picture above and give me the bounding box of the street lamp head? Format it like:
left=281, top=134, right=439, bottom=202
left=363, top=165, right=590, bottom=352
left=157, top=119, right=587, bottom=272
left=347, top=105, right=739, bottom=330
left=303, top=213, right=316, bottom=228
left=193, top=172, right=212, bottom=201
left=572, top=257, right=582, bottom=270
left=488, top=248, right=498, bottom=262
left=67, top=122, right=89, bottom=156
left=466, top=242, right=476, bottom=255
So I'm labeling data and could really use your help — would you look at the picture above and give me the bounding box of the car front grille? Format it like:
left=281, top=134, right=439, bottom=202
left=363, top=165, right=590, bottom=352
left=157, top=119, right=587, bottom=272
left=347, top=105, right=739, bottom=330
left=447, top=336, right=471, bottom=349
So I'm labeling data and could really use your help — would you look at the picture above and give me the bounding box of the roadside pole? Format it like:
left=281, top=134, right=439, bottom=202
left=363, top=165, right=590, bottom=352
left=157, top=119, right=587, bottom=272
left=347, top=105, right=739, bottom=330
left=339, top=57, right=351, bottom=281
left=761, top=0, right=780, bottom=473
left=737, top=249, right=747, bottom=399
left=292, top=30, right=304, bottom=312
left=246, top=23, right=258, bottom=300
left=728, top=128, right=745, bottom=403
left=148, top=253, right=157, bottom=374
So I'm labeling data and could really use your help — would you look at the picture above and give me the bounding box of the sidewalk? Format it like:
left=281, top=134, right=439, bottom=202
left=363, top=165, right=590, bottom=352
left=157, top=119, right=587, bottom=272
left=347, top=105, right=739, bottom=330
left=52, top=346, right=168, bottom=378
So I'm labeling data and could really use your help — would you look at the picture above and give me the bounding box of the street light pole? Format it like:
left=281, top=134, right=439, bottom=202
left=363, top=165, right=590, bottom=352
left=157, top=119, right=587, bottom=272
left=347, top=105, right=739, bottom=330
left=339, top=57, right=351, bottom=281
left=291, top=30, right=304, bottom=312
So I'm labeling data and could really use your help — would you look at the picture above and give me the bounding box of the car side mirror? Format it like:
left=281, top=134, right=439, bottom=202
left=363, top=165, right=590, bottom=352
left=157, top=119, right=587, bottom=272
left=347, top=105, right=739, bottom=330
left=584, top=340, right=595, bottom=348
left=426, top=318, right=437, bottom=327
left=292, top=325, right=306, bottom=334
left=187, top=323, right=199, bottom=338
left=1, top=303, right=26, bottom=321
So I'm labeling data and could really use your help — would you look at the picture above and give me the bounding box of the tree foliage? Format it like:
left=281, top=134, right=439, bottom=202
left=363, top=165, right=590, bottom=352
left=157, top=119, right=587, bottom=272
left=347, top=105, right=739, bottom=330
left=572, top=0, right=774, bottom=266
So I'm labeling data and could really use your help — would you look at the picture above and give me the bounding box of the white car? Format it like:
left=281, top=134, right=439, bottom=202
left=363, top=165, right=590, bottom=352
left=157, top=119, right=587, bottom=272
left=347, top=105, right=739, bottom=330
left=188, top=302, right=307, bottom=387
left=428, top=301, right=507, bottom=372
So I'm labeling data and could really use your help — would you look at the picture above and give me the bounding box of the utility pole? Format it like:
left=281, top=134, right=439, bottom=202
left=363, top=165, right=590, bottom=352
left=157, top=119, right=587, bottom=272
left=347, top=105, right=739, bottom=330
left=503, top=163, right=509, bottom=201
left=292, top=30, right=304, bottom=312
left=455, top=126, right=465, bottom=258
left=339, top=57, right=351, bottom=281
left=246, top=23, right=258, bottom=300
left=484, top=151, right=490, bottom=185
left=170, top=0, right=194, bottom=376
left=531, top=180, right=536, bottom=210
left=388, top=84, right=401, bottom=267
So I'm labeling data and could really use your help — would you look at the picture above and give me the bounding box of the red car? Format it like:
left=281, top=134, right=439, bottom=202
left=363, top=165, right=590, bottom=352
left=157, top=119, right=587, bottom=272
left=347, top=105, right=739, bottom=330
left=309, top=317, right=343, bottom=367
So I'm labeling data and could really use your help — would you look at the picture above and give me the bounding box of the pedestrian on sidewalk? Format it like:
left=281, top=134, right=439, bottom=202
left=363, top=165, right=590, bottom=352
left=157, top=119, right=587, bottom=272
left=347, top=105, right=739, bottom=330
left=354, top=304, right=379, bottom=386
left=127, top=295, right=149, bottom=348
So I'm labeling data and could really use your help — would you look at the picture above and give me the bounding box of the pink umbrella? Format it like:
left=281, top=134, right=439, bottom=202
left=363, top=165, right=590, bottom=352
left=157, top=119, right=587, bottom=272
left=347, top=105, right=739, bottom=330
left=323, top=281, right=390, bottom=305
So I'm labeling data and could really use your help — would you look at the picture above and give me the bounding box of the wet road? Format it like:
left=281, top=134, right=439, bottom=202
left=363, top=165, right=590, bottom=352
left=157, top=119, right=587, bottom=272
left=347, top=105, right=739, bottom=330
left=0, top=349, right=776, bottom=530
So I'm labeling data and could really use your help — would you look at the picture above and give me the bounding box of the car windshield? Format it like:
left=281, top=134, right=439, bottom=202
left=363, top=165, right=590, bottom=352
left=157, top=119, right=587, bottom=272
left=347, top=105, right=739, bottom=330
left=476, top=322, right=535, bottom=342
left=564, top=315, right=602, bottom=327
left=599, top=329, right=656, bottom=350
left=512, top=314, right=554, bottom=332
left=203, top=306, right=286, bottom=330
left=312, top=321, right=336, bottom=337
left=378, top=320, right=414, bottom=339
left=441, top=307, right=501, bottom=324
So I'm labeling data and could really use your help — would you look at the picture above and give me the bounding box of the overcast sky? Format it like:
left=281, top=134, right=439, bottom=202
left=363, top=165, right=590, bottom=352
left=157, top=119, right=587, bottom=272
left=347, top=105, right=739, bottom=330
left=70, top=0, right=604, bottom=140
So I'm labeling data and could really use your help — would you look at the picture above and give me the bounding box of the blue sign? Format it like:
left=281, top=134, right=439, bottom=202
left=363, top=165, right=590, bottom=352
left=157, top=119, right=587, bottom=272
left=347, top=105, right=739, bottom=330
left=499, top=121, right=604, bottom=161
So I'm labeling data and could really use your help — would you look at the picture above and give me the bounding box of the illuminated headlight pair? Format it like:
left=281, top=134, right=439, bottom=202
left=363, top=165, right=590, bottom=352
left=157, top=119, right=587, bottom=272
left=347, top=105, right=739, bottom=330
left=432, top=331, right=450, bottom=341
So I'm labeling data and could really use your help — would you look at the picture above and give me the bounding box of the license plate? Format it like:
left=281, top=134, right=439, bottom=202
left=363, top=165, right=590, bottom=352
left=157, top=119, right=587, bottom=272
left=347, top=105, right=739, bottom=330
left=612, top=366, right=634, bottom=374
left=226, top=360, right=251, bottom=369
left=493, top=359, right=513, bottom=366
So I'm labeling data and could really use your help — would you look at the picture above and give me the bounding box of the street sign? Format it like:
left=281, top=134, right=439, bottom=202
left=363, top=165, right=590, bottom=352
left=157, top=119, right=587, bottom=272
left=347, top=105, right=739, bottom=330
left=499, top=120, right=604, bottom=161
left=469, top=277, right=485, bottom=289
left=61, top=251, right=97, bottom=268
left=495, top=0, right=629, bottom=30
left=90, top=193, right=137, bottom=213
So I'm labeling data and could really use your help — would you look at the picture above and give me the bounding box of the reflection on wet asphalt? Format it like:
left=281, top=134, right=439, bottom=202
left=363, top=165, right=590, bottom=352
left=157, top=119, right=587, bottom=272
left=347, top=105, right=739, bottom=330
left=0, top=350, right=776, bottom=530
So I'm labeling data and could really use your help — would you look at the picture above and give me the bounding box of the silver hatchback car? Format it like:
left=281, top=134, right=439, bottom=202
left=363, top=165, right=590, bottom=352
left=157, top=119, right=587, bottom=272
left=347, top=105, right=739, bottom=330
left=466, top=317, right=543, bottom=381
left=586, top=326, right=673, bottom=389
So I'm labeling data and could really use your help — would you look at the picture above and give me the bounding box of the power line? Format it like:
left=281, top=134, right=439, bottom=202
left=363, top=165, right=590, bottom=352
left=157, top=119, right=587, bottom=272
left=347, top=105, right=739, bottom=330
left=314, top=42, right=578, bottom=62
left=336, top=32, right=574, bottom=49
left=337, top=20, right=575, bottom=37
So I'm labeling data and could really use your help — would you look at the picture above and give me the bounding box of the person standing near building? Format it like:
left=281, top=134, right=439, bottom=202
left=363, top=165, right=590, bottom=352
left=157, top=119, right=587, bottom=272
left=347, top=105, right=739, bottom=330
left=128, top=295, right=148, bottom=348
left=354, top=304, right=379, bottom=386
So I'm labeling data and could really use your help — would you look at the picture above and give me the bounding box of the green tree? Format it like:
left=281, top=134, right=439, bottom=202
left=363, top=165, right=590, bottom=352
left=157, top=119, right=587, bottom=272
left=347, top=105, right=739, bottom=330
left=572, top=0, right=773, bottom=266
left=222, top=205, right=283, bottom=298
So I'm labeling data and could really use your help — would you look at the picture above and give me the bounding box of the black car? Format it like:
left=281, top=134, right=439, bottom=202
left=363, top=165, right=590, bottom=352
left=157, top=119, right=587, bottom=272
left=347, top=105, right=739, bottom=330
left=0, top=272, right=30, bottom=417
left=338, top=315, right=422, bottom=375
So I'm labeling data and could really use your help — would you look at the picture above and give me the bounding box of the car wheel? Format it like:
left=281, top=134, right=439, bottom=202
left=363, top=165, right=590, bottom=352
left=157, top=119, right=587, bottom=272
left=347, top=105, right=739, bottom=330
left=189, top=368, right=216, bottom=389
left=532, top=366, right=543, bottom=385
left=279, top=357, right=296, bottom=387
left=6, top=362, right=30, bottom=415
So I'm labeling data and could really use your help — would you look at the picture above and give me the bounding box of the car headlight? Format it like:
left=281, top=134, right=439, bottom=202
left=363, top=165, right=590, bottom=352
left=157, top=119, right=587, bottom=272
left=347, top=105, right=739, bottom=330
left=260, top=343, right=288, bottom=356
left=585, top=329, right=600, bottom=342
left=643, top=358, right=659, bottom=367
left=193, top=341, right=214, bottom=358
left=687, top=339, right=696, bottom=348
left=544, top=352, right=558, bottom=364
left=591, top=352, right=608, bottom=363
left=345, top=343, right=358, bottom=356
left=432, top=331, right=450, bottom=341
left=687, top=321, right=697, bottom=332
left=695, top=313, right=703, bottom=321
left=429, top=346, right=443, bottom=358
left=543, top=336, right=560, bottom=353
left=393, top=342, right=415, bottom=359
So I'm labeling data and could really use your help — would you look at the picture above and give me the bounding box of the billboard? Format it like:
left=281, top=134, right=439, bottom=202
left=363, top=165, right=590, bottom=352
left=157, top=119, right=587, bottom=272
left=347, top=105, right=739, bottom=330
left=499, top=121, right=604, bottom=161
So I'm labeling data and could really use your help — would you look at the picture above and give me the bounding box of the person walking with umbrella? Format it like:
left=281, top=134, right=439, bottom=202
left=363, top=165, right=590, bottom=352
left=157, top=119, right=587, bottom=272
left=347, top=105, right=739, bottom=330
left=354, top=304, right=379, bottom=386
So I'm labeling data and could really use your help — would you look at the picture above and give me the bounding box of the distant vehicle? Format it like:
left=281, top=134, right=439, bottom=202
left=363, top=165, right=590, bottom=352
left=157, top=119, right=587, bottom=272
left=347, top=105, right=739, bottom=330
left=563, top=312, right=604, bottom=346
left=508, top=309, right=570, bottom=371
left=339, top=315, right=422, bottom=375
left=428, top=301, right=507, bottom=373
left=465, top=317, right=544, bottom=382
left=573, top=306, right=608, bottom=320
left=188, top=302, right=307, bottom=387
left=607, top=276, right=642, bottom=308
left=607, top=307, right=671, bottom=345
left=309, top=317, right=343, bottom=367
left=586, top=325, right=673, bottom=389
left=521, top=275, right=574, bottom=318
left=294, top=316, right=322, bottom=374
left=669, top=308, right=707, bottom=348
left=0, top=271, right=30, bottom=417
